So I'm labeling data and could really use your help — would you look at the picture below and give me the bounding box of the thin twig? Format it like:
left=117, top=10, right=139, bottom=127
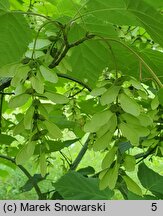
left=69, top=87, right=85, bottom=98
left=59, top=150, right=72, bottom=167
left=135, top=147, right=157, bottom=164
left=31, top=21, right=51, bottom=59
left=0, top=92, right=14, bottom=95
left=57, top=73, right=92, bottom=92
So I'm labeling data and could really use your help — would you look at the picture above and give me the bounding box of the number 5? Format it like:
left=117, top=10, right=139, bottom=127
left=151, top=203, right=157, bottom=211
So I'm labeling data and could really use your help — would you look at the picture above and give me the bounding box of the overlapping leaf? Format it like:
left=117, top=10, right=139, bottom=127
left=85, top=0, right=163, bottom=47
left=67, top=40, right=110, bottom=88
left=138, top=163, right=163, bottom=199
left=54, top=171, right=114, bottom=200
left=0, top=4, right=33, bottom=68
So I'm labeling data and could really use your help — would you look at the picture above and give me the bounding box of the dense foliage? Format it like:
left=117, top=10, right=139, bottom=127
left=0, top=0, right=163, bottom=200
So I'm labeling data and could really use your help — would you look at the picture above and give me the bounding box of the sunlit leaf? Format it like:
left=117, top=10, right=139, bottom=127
left=100, top=85, right=121, bottom=105
left=119, top=93, right=140, bottom=116
left=102, top=146, right=117, bottom=169
left=123, top=155, right=136, bottom=172
left=9, top=94, right=30, bottom=108
left=123, top=174, right=142, bottom=196
left=44, top=92, right=69, bottom=104
left=40, top=65, right=58, bottom=83
left=44, top=120, right=62, bottom=139
left=84, top=110, right=113, bottom=133
left=40, top=152, right=47, bottom=177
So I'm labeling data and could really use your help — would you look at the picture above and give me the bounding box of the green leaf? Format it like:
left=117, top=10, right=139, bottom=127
left=11, top=65, right=29, bottom=87
left=34, top=139, right=79, bottom=154
left=119, top=122, right=150, bottom=146
left=30, top=76, right=44, bottom=94
left=131, top=124, right=150, bottom=138
left=13, top=119, right=25, bottom=135
left=119, top=93, right=140, bottom=116
left=0, top=12, right=32, bottom=67
left=68, top=40, right=110, bottom=88
left=44, top=120, right=62, bottom=139
left=86, top=0, right=163, bottom=47
left=158, top=89, right=163, bottom=106
left=0, top=0, right=10, bottom=13
left=118, top=141, right=132, bottom=154
left=139, top=49, right=163, bottom=83
left=106, top=44, right=163, bottom=84
left=120, top=113, right=140, bottom=126
left=54, top=0, right=80, bottom=19
left=24, top=105, right=34, bottom=130
left=40, top=65, right=58, bottom=83
left=85, top=0, right=139, bottom=26
left=100, top=163, right=119, bottom=190
left=77, top=166, right=95, bottom=176
left=44, top=92, right=69, bottom=104
left=137, top=114, right=153, bottom=127
left=93, top=131, right=112, bottom=151
left=0, top=170, right=9, bottom=178
left=151, top=96, right=159, bottom=110
left=9, top=94, right=30, bottom=108
left=40, top=152, right=47, bottom=177
left=100, top=85, right=121, bottom=106
left=123, top=175, right=142, bottom=196
left=54, top=171, right=114, bottom=200
left=90, top=87, right=107, bottom=97
left=119, top=123, right=139, bottom=146
left=96, top=114, right=117, bottom=138
left=0, top=63, right=21, bottom=77
left=138, top=163, right=163, bottom=199
left=84, top=15, right=118, bottom=37
left=144, top=0, right=163, bottom=9
left=0, top=134, right=16, bottom=145
left=29, top=39, right=51, bottom=50
left=123, top=155, right=136, bottom=172
left=26, top=141, right=36, bottom=157
left=127, top=191, right=157, bottom=200
left=102, top=146, right=117, bottom=169
left=84, top=110, right=113, bottom=133
left=123, top=0, right=163, bottom=47
left=16, top=144, right=33, bottom=165
left=142, top=139, right=158, bottom=147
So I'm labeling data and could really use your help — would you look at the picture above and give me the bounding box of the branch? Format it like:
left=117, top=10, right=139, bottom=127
left=57, top=73, right=92, bottom=91
left=0, top=154, right=44, bottom=199
left=69, top=135, right=90, bottom=170
left=69, top=87, right=85, bottom=98
left=49, top=34, right=94, bottom=69
left=135, top=147, right=157, bottom=164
